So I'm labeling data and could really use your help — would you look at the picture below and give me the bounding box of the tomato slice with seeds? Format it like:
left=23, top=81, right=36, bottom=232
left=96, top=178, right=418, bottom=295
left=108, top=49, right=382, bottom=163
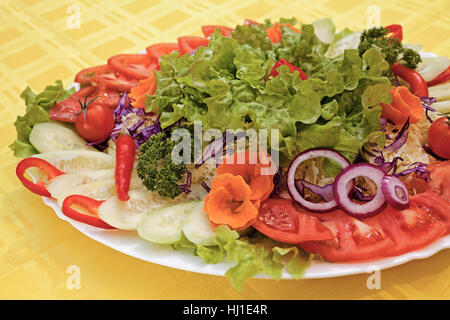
left=252, top=199, right=333, bottom=244
left=146, top=43, right=179, bottom=62
left=201, top=25, right=233, bottom=38
left=379, top=192, right=449, bottom=255
left=108, top=54, right=159, bottom=80
left=177, top=36, right=209, bottom=56
left=428, top=161, right=450, bottom=201
left=300, top=211, right=395, bottom=262
left=74, top=65, right=112, bottom=85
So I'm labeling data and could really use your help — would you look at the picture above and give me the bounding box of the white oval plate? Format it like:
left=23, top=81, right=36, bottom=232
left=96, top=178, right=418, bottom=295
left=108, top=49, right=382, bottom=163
left=39, top=50, right=450, bottom=279
left=42, top=196, right=450, bottom=279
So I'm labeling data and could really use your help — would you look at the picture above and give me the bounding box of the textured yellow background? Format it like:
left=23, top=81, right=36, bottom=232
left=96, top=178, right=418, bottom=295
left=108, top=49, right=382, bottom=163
left=0, top=0, right=449, bottom=300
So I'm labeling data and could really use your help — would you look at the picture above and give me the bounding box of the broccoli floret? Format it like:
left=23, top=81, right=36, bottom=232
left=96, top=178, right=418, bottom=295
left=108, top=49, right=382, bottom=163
left=137, top=132, right=186, bottom=199
left=359, top=26, right=421, bottom=69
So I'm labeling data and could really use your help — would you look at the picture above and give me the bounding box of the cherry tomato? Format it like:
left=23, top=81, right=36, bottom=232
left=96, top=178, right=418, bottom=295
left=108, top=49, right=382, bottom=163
left=428, top=161, right=450, bottom=201
left=108, top=54, right=159, bottom=80
left=75, top=102, right=115, bottom=142
left=427, top=116, right=450, bottom=159
left=177, top=36, right=209, bottom=55
left=385, top=24, right=403, bottom=41
left=201, top=25, right=233, bottom=38
left=146, top=43, right=179, bottom=62
left=252, top=199, right=333, bottom=243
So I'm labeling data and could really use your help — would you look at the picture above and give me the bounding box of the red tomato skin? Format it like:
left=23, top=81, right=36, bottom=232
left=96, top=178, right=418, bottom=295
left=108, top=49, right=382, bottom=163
left=428, top=117, right=450, bottom=159
left=108, top=54, right=158, bottom=80
left=252, top=199, right=333, bottom=243
left=75, top=104, right=115, bottom=142
left=75, top=65, right=112, bottom=85
left=177, top=36, right=209, bottom=55
left=146, top=43, right=179, bottom=61
left=201, top=25, right=233, bottom=38
left=429, top=161, right=450, bottom=201
left=50, top=86, right=97, bottom=123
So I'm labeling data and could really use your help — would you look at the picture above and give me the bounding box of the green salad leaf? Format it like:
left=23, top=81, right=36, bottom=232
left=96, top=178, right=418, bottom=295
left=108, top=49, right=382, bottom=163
left=146, top=18, right=393, bottom=163
left=173, top=225, right=313, bottom=291
left=9, top=80, right=74, bottom=158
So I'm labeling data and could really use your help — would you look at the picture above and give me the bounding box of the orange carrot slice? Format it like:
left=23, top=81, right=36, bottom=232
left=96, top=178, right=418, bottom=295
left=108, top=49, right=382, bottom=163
left=129, top=73, right=156, bottom=108
left=381, top=86, right=424, bottom=125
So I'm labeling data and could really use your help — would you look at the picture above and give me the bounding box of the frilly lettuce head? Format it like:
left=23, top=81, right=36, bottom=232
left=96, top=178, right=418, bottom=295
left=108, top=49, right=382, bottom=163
left=146, top=18, right=393, bottom=164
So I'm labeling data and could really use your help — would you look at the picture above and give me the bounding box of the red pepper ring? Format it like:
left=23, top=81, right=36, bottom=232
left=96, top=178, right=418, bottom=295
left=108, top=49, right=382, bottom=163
left=62, top=195, right=115, bottom=229
left=16, top=158, right=64, bottom=197
left=269, top=59, right=308, bottom=80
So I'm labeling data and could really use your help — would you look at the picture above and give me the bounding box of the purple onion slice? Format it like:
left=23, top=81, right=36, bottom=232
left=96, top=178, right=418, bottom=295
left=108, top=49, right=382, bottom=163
left=286, top=148, right=351, bottom=213
left=381, top=175, right=409, bottom=210
left=333, top=164, right=386, bottom=218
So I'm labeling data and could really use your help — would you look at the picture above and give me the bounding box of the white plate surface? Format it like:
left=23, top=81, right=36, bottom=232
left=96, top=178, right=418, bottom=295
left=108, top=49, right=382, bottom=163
left=40, top=50, right=450, bottom=279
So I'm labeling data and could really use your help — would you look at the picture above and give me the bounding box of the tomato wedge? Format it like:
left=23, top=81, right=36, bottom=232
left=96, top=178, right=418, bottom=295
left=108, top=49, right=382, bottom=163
left=252, top=199, right=333, bottom=244
left=74, top=65, right=112, bottom=86
left=201, top=25, right=233, bottom=38
left=108, top=54, right=159, bottom=80
left=177, top=36, right=209, bottom=56
left=300, top=210, right=395, bottom=262
left=146, top=43, right=179, bottom=62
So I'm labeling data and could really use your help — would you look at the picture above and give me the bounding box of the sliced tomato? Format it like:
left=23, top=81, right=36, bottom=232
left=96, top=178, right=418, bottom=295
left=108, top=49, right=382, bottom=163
left=50, top=85, right=120, bottom=123
left=177, top=36, right=209, bottom=56
left=379, top=192, right=449, bottom=255
left=201, top=25, right=233, bottom=38
left=108, top=54, right=159, bottom=80
left=92, top=71, right=139, bottom=92
left=50, top=86, right=96, bottom=123
left=146, top=43, right=179, bottom=62
left=300, top=210, right=395, bottom=262
left=74, top=65, right=112, bottom=85
left=428, top=161, right=450, bottom=201
left=252, top=199, right=333, bottom=244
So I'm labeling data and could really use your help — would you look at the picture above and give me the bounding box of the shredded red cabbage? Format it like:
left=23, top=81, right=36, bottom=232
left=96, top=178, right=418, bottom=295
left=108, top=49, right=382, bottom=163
left=179, top=170, right=192, bottom=194
left=384, top=118, right=409, bottom=152
left=421, top=96, right=438, bottom=123
left=270, top=169, right=286, bottom=196
left=201, top=181, right=211, bottom=193
left=295, top=179, right=334, bottom=202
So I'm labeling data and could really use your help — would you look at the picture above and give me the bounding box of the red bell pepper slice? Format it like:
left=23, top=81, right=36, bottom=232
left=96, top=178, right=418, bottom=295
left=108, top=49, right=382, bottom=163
left=244, top=19, right=260, bottom=26
left=62, top=195, right=115, bottom=229
left=269, top=59, right=308, bottom=80
left=385, top=24, right=403, bottom=41
left=16, top=158, right=64, bottom=197
left=391, top=62, right=429, bottom=97
left=427, top=66, right=450, bottom=87
left=115, top=135, right=136, bottom=201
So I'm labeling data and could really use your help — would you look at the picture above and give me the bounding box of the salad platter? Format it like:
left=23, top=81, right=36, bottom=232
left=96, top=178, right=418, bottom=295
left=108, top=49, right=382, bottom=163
left=11, top=18, right=450, bottom=290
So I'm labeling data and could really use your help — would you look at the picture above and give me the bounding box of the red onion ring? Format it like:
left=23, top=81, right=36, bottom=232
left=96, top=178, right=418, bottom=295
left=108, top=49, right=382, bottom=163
left=381, top=175, right=409, bottom=210
left=286, top=148, right=351, bottom=213
left=333, top=164, right=386, bottom=218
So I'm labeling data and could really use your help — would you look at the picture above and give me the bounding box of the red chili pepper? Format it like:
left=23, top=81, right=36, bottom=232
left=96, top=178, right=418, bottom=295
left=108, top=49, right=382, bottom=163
left=427, top=66, right=450, bottom=87
left=269, top=59, right=308, bottom=80
left=391, top=62, right=429, bottom=97
left=385, top=24, right=403, bottom=41
left=62, top=195, right=115, bottom=229
left=115, top=135, right=136, bottom=201
left=16, top=158, right=64, bottom=197
left=244, top=18, right=260, bottom=26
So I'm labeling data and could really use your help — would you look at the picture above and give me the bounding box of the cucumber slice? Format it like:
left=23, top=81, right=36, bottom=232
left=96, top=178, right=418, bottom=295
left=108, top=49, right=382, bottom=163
left=182, top=201, right=217, bottom=246
left=429, top=82, right=450, bottom=102
left=325, top=31, right=361, bottom=58
left=29, top=122, right=95, bottom=153
left=137, top=202, right=198, bottom=244
left=47, top=169, right=114, bottom=200
left=55, top=178, right=116, bottom=208
left=33, top=150, right=115, bottom=172
left=98, top=189, right=177, bottom=230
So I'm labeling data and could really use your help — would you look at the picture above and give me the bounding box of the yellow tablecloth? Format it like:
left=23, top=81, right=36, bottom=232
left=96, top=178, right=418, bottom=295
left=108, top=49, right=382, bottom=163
left=1, top=0, right=449, bottom=300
